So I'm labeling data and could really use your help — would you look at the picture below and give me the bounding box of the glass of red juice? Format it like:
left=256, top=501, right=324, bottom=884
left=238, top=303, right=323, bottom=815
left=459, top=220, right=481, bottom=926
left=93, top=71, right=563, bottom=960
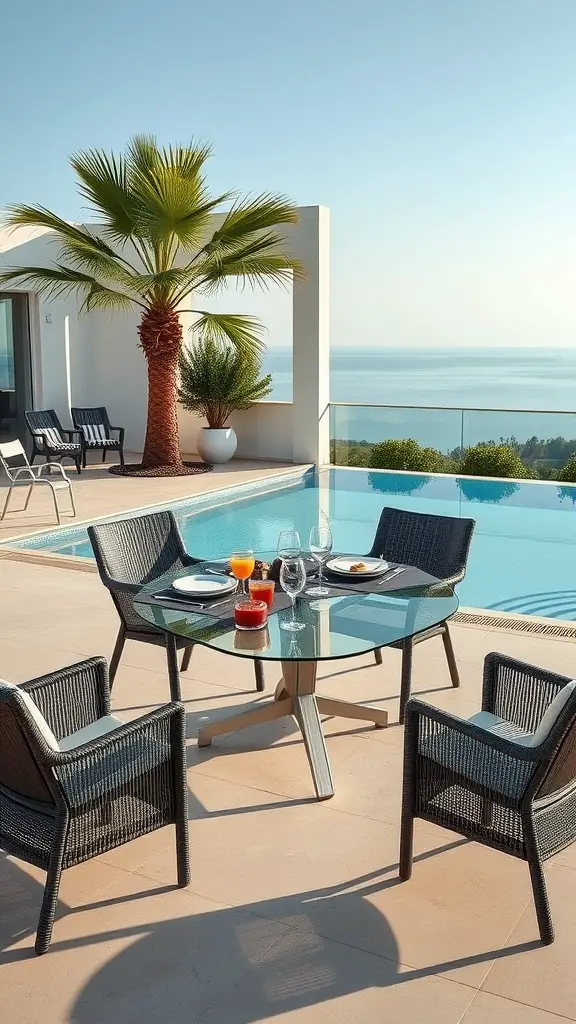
left=234, top=599, right=268, bottom=631
left=248, top=579, right=275, bottom=610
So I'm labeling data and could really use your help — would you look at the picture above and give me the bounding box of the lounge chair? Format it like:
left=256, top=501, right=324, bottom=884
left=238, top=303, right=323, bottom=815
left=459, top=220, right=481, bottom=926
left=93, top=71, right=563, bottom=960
left=0, top=439, right=76, bottom=524
left=71, top=406, right=125, bottom=468
left=25, top=409, right=82, bottom=474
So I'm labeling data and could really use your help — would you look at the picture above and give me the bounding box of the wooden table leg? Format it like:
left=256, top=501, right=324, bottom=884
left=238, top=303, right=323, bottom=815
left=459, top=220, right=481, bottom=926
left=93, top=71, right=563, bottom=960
left=197, top=698, right=293, bottom=747
left=316, top=696, right=388, bottom=729
left=281, top=660, right=334, bottom=800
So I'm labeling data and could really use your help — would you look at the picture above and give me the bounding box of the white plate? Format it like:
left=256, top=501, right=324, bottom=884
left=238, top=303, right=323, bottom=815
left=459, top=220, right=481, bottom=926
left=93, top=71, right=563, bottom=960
left=326, top=556, right=389, bottom=577
left=172, top=573, right=237, bottom=597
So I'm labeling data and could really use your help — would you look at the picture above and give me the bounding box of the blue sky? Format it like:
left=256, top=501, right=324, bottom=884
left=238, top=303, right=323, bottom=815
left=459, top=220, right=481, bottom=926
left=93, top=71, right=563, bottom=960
left=1, top=0, right=576, bottom=347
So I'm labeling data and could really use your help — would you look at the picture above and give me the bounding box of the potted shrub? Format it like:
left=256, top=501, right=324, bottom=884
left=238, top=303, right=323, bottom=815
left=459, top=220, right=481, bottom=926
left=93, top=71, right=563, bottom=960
left=178, top=338, right=272, bottom=464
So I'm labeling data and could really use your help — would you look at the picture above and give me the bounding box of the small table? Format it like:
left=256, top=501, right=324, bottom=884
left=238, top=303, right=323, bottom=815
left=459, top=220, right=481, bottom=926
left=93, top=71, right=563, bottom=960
left=133, top=565, right=458, bottom=800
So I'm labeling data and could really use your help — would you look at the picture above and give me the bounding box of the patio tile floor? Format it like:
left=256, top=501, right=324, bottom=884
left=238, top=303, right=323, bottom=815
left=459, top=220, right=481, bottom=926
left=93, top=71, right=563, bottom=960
left=1, top=498, right=576, bottom=1021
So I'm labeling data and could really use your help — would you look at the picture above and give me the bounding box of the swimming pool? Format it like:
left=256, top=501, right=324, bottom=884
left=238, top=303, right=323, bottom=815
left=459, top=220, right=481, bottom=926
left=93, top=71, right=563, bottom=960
left=6, top=467, right=576, bottom=621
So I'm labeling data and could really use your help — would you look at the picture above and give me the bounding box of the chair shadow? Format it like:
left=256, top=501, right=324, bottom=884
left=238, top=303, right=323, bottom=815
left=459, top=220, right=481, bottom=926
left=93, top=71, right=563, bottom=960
left=0, top=841, right=540, bottom=1024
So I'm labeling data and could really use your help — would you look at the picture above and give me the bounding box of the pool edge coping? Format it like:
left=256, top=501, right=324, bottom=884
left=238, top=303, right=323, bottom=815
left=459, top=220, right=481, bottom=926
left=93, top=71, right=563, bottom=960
left=0, top=464, right=312, bottom=555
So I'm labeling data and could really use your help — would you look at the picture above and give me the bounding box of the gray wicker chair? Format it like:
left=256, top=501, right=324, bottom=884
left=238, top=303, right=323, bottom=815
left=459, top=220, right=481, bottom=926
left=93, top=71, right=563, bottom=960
left=71, top=406, right=125, bottom=468
left=88, top=510, right=265, bottom=698
left=400, top=653, right=576, bottom=944
left=0, top=657, right=189, bottom=955
left=25, top=409, right=83, bottom=475
left=368, top=507, right=475, bottom=722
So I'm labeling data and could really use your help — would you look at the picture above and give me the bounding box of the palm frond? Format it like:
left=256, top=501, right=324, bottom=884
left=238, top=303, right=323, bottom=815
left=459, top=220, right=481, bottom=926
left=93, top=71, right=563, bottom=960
left=3, top=205, right=123, bottom=258
left=191, top=311, right=267, bottom=357
left=57, top=237, right=139, bottom=291
left=79, top=282, right=137, bottom=315
left=208, top=193, right=299, bottom=248
left=0, top=264, right=97, bottom=300
left=196, top=230, right=302, bottom=293
left=70, top=148, right=138, bottom=241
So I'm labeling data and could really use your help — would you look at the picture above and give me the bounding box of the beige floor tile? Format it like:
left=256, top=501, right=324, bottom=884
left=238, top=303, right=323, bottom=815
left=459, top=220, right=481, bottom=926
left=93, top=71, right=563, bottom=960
left=2, top=864, right=290, bottom=1024
left=104, top=774, right=531, bottom=989
left=461, top=991, right=573, bottom=1023
left=481, top=863, right=576, bottom=1019
left=197, top=929, right=476, bottom=1024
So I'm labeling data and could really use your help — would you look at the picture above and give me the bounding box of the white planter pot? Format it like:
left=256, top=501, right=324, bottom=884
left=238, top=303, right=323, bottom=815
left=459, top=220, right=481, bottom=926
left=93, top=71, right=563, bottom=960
left=197, top=427, right=237, bottom=464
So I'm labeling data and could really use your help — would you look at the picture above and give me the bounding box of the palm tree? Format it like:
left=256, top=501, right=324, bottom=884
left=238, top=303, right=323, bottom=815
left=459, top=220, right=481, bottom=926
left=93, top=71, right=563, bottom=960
left=0, top=135, right=301, bottom=473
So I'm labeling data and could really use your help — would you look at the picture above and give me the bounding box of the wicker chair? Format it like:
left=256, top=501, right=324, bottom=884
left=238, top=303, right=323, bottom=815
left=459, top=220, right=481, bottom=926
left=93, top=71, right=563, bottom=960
left=71, top=406, right=125, bottom=468
left=400, top=654, right=576, bottom=944
left=25, top=409, right=83, bottom=475
left=0, top=657, right=189, bottom=954
left=368, top=507, right=475, bottom=722
left=88, top=510, right=265, bottom=698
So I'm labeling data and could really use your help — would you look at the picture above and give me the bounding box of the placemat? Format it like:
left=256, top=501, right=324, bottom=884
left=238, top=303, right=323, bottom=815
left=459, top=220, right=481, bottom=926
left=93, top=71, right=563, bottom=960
left=136, top=587, right=294, bottom=621
left=136, top=563, right=441, bottom=621
left=322, top=564, right=439, bottom=594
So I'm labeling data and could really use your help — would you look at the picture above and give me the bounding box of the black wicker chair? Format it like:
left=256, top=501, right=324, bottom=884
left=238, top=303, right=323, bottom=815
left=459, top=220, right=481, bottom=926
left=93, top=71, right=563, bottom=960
left=0, top=657, right=189, bottom=954
left=368, top=507, right=475, bottom=722
left=71, top=406, right=125, bottom=468
left=400, top=653, right=576, bottom=944
left=88, top=510, right=265, bottom=697
left=25, top=409, right=82, bottom=475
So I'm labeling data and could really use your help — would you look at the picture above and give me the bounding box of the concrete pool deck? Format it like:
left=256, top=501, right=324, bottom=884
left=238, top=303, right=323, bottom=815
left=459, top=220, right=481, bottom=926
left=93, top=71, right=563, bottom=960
left=0, top=454, right=307, bottom=551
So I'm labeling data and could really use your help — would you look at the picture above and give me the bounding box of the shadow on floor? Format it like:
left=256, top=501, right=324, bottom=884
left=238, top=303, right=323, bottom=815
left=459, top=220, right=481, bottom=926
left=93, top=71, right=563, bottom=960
left=1, top=840, right=540, bottom=1024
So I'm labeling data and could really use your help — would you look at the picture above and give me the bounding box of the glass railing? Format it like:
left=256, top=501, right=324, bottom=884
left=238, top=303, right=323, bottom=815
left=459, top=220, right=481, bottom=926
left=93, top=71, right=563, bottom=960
left=330, top=403, right=576, bottom=479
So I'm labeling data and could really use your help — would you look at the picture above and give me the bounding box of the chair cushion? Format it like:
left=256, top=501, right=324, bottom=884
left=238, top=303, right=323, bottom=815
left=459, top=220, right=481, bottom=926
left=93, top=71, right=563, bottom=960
left=467, top=683, right=576, bottom=748
left=44, top=442, right=81, bottom=453
left=84, top=438, right=120, bottom=448
left=0, top=681, right=59, bottom=751
left=467, top=711, right=532, bottom=745
left=59, top=715, right=124, bottom=751
left=531, top=680, right=576, bottom=746
left=0, top=682, right=124, bottom=753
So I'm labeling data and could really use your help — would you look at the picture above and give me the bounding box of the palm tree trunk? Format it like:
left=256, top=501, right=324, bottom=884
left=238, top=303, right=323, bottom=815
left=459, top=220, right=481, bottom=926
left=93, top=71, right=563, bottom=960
left=138, top=305, right=183, bottom=468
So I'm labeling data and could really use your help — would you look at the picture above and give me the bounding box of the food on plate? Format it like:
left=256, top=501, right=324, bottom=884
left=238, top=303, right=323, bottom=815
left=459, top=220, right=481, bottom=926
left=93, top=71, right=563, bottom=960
left=350, top=561, right=368, bottom=573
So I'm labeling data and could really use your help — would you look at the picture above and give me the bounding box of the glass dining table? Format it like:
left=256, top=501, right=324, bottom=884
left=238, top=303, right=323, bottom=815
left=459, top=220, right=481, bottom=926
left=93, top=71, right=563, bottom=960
left=133, top=561, right=458, bottom=800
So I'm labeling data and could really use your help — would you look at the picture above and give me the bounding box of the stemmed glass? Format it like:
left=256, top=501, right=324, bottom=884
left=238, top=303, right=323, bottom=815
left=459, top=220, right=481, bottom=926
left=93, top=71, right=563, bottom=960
left=229, top=549, right=255, bottom=595
left=277, top=530, right=301, bottom=560
left=279, top=558, right=307, bottom=631
left=307, top=520, right=333, bottom=596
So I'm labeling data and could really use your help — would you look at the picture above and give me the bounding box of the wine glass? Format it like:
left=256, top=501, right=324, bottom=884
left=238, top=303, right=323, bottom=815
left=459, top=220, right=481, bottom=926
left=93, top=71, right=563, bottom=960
left=307, top=520, right=333, bottom=596
left=279, top=558, right=307, bottom=631
left=277, top=530, right=301, bottom=560
left=229, top=549, right=255, bottom=595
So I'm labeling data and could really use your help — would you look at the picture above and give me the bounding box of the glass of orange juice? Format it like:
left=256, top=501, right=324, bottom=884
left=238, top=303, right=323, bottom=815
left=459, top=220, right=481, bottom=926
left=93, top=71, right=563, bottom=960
left=229, top=550, right=255, bottom=594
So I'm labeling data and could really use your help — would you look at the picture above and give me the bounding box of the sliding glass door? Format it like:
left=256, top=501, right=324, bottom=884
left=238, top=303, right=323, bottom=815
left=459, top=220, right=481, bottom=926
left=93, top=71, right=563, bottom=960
left=0, top=293, right=32, bottom=444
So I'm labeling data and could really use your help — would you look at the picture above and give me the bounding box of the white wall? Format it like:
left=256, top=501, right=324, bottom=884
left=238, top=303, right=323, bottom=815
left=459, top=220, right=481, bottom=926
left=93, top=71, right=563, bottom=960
left=178, top=402, right=294, bottom=461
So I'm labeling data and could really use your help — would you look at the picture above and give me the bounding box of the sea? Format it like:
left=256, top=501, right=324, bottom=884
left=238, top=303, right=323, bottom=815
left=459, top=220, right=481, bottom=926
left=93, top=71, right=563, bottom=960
left=262, top=347, right=576, bottom=452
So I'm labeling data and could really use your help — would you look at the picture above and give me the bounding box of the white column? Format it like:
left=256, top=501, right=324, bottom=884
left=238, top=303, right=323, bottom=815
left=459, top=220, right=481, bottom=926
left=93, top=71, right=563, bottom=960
left=291, top=206, right=330, bottom=466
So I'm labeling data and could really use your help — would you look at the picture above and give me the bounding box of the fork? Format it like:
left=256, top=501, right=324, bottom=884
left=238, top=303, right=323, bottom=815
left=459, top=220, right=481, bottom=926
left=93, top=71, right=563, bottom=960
left=377, top=567, right=406, bottom=586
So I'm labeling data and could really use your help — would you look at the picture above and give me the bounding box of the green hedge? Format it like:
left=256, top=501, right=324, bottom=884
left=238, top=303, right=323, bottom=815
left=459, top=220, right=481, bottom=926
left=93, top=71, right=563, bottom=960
left=369, top=438, right=445, bottom=473
left=459, top=443, right=533, bottom=479
left=557, top=453, right=576, bottom=483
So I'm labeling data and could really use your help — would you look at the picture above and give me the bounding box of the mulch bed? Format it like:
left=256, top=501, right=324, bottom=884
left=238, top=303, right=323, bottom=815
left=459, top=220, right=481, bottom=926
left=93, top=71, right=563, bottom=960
left=109, top=462, right=214, bottom=478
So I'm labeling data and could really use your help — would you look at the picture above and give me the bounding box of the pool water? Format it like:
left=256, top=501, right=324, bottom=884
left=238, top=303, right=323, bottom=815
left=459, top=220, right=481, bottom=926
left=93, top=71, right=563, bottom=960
left=8, top=468, right=576, bottom=621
